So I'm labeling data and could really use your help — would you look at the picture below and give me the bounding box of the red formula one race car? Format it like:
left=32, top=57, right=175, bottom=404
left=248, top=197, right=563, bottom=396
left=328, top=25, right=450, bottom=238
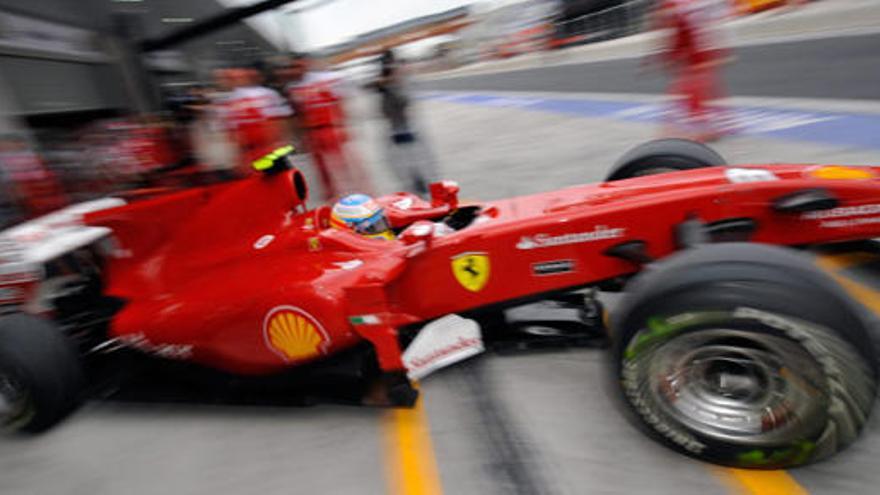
left=0, top=140, right=877, bottom=469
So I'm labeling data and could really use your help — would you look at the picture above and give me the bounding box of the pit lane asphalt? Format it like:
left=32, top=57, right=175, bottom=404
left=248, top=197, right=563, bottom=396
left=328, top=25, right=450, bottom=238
left=419, top=33, right=880, bottom=101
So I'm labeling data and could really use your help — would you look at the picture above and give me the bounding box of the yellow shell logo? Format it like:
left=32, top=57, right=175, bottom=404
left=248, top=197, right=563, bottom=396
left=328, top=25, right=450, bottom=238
left=263, top=306, right=329, bottom=362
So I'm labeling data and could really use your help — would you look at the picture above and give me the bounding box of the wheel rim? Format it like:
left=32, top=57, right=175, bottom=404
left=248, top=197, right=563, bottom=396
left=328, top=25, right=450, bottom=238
left=0, top=371, right=30, bottom=428
left=639, top=329, right=829, bottom=445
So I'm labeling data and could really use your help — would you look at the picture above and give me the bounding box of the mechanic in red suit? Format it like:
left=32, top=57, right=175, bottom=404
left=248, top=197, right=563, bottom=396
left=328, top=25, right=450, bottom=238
left=276, top=55, right=371, bottom=200
left=216, top=67, right=292, bottom=175
left=654, top=0, right=734, bottom=141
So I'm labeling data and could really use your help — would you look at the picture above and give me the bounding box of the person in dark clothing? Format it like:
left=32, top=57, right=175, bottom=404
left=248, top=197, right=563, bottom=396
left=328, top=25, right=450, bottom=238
left=371, top=49, right=437, bottom=196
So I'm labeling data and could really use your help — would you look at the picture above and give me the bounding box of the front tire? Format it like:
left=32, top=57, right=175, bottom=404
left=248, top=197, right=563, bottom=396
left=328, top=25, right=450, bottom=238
left=613, top=243, right=877, bottom=468
left=606, top=138, right=726, bottom=181
left=0, top=314, right=86, bottom=433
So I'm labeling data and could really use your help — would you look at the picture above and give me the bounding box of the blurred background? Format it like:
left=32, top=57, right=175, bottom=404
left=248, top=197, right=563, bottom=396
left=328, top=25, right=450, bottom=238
left=2, top=0, right=876, bottom=223
left=2, top=1, right=880, bottom=493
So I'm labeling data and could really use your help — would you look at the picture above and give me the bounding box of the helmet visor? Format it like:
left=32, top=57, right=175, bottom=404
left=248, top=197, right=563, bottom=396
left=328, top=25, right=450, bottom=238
left=354, top=211, right=391, bottom=236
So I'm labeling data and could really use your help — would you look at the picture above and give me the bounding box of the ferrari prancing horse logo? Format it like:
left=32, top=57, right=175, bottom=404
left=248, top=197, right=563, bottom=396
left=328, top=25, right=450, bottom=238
left=451, top=252, right=490, bottom=292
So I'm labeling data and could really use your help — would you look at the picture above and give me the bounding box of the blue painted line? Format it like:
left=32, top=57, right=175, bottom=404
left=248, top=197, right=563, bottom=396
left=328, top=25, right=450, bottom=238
left=419, top=92, right=880, bottom=150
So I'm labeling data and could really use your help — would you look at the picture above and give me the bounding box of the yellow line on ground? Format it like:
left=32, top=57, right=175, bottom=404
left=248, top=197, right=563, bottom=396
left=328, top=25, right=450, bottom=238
left=816, top=253, right=880, bottom=314
left=383, top=391, right=444, bottom=495
left=716, top=468, right=809, bottom=495
left=815, top=251, right=878, bottom=272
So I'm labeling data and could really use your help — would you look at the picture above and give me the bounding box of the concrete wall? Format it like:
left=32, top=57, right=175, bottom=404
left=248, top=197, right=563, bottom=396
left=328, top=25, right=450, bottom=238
left=0, top=0, right=281, bottom=118
left=0, top=0, right=109, bottom=30
left=0, top=56, right=126, bottom=114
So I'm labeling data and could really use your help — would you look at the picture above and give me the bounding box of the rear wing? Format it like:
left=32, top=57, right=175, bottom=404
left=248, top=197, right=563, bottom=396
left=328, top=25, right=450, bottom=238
left=0, top=198, right=125, bottom=267
left=0, top=198, right=126, bottom=306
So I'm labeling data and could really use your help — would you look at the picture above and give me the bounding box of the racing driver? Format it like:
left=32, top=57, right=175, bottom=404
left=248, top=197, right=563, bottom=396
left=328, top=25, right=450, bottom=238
left=330, top=194, right=394, bottom=240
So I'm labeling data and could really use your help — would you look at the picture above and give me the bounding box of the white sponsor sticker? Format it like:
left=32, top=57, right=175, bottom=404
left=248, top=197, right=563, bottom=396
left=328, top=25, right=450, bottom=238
left=392, top=197, right=414, bottom=210
left=403, top=314, right=484, bottom=380
left=333, top=259, right=364, bottom=270
left=725, top=168, right=779, bottom=184
left=819, top=217, right=880, bottom=229
left=116, top=333, right=193, bottom=360
left=802, top=203, right=880, bottom=220
left=531, top=260, right=575, bottom=276
left=516, top=225, right=626, bottom=250
left=253, top=234, right=275, bottom=249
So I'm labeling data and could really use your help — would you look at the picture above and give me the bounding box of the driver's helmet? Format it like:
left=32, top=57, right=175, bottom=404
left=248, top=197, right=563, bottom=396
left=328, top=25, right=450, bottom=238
left=330, top=194, right=393, bottom=240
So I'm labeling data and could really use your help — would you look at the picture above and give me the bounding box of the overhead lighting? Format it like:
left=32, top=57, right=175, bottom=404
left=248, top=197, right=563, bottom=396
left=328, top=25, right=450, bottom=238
left=161, top=17, right=194, bottom=24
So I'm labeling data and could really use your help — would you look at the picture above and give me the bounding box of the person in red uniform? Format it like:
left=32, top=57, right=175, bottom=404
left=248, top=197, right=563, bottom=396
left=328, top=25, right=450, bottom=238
left=216, top=67, right=292, bottom=175
left=0, top=135, right=67, bottom=219
left=653, top=0, right=734, bottom=141
left=275, top=55, right=371, bottom=201
left=119, top=117, right=181, bottom=176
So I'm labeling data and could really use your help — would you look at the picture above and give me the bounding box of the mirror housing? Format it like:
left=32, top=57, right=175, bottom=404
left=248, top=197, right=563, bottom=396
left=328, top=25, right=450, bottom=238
left=429, top=181, right=459, bottom=209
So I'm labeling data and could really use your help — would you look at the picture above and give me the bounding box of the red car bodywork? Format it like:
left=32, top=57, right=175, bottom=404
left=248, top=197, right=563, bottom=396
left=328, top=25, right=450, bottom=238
left=84, top=164, right=880, bottom=376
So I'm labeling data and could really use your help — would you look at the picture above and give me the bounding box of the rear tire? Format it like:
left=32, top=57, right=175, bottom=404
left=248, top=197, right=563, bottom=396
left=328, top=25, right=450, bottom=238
left=0, top=314, right=86, bottom=433
left=613, top=243, right=877, bottom=468
left=606, top=138, right=726, bottom=181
